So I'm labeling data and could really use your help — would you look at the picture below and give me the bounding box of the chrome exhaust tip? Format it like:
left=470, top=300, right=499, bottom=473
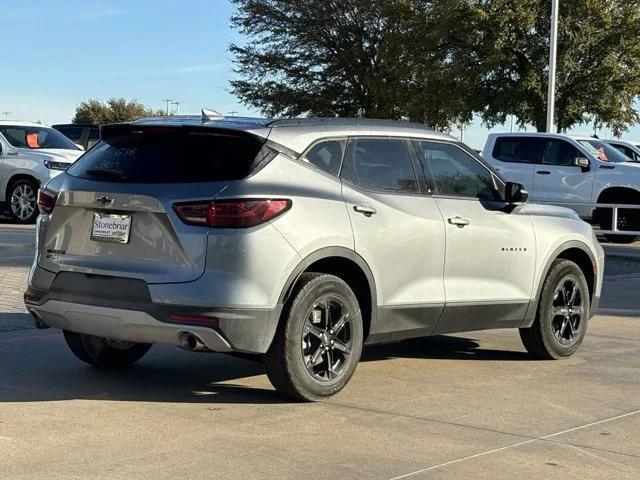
left=29, top=310, right=49, bottom=329
left=179, top=332, right=208, bottom=351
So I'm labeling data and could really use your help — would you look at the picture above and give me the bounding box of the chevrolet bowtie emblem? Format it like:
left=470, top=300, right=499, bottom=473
left=95, top=196, right=114, bottom=206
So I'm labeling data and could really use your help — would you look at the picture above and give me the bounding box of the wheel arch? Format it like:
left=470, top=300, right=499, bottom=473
left=596, top=186, right=640, bottom=204
left=522, top=240, right=597, bottom=328
left=5, top=173, right=41, bottom=202
left=276, top=247, right=377, bottom=341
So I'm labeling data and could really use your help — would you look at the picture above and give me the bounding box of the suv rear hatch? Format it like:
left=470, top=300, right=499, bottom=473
left=38, top=124, right=270, bottom=284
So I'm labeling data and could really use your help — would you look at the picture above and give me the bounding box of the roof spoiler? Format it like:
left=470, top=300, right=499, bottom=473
left=99, top=122, right=262, bottom=142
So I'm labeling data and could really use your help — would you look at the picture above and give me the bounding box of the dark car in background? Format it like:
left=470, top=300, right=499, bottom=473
left=52, top=124, right=100, bottom=150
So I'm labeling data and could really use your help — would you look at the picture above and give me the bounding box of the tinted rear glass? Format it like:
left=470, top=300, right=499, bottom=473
left=55, top=126, right=84, bottom=143
left=67, top=129, right=266, bottom=183
left=492, top=137, right=543, bottom=164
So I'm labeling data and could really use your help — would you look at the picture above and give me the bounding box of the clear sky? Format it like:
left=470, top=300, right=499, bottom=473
left=1, top=0, right=638, bottom=150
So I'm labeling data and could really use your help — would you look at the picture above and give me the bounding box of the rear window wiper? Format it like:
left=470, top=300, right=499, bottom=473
left=85, top=168, right=127, bottom=181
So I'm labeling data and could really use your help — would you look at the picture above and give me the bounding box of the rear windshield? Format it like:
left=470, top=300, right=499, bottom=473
left=0, top=126, right=79, bottom=150
left=67, top=129, right=267, bottom=183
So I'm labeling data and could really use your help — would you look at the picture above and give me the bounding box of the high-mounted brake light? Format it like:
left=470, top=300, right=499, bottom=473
left=37, top=189, right=57, bottom=214
left=173, top=198, right=292, bottom=228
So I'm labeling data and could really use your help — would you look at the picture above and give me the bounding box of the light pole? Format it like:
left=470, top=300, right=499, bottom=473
left=162, top=99, right=172, bottom=115
left=546, top=0, right=559, bottom=133
left=172, top=101, right=183, bottom=115
left=2, top=112, right=10, bottom=120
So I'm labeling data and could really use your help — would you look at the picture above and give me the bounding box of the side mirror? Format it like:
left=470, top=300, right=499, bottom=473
left=574, top=156, right=590, bottom=170
left=505, top=182, right=528, bottom=205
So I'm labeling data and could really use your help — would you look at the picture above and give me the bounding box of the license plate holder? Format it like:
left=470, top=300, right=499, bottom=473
left=91, top=213, right=132, bottom=244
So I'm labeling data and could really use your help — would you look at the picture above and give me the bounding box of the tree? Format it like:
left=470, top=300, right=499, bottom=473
left=230, top=1, right=418, bottom=119
left=429, top=0, right=640, bottom=133
left=73, top=98, right=164, bottom=124
left=230, top=0, right=640, bottom=134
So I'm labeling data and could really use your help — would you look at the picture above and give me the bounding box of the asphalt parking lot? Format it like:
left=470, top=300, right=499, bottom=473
left=1, top=222, right=639, bottom=479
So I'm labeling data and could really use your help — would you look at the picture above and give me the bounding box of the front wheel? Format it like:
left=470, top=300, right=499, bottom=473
left=264, top=273, right=364, bottom=401
left=520, top=259, right=590, bottom=360
left=63, top=330, right=152, bottom=368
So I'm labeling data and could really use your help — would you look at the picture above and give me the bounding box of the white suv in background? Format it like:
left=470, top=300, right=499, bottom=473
left=604, top=139, right=640, bottom=163
left=0, top=121, right=84, bottom=223
left=483, top=133, right=640, bottom=243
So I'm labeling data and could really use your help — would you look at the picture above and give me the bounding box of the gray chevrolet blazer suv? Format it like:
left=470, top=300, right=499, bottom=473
left=24, top=115, right=604, bottom=401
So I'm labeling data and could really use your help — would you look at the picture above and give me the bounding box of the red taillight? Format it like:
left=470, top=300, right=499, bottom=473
left=173, top=199, right=291, bottom=228
left=37, top=189, right=57, bottom=214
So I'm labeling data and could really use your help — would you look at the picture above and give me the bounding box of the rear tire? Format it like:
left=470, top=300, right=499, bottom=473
left=7, top=178, right=39, bottom=224
left=63, top=330, right=152, bottom=368
left=520, top=259, right=590, bottom=360
left=264, top=273, right=363, bottom=401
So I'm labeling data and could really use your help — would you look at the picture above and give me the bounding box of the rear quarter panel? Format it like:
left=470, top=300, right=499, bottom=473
left=220, top=154, right=354, bottom=255
left=208, top=154, right=354, bottom=304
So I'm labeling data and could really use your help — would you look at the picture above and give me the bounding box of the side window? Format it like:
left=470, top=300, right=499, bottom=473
left=0, top=128, right=27, bottom=148
left=301, top=139, right=345, bottom=177
left=492, top=137, right=544, bottom=164
left=341, top=138, right=418, bottom=193
left=542, top=140, right=579, bottom=166
left=417, top=141, right=501, bottom=200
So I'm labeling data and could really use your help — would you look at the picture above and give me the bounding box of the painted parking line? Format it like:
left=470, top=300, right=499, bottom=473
left=388, top=410, right=640, bottom=479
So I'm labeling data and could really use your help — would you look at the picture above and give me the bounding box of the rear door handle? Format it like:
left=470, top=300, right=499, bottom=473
left=448, top=216, right=470, bottom=227
left=536, top=170, right=551, bottom=175
left=353, top=205, right=377, bottom=216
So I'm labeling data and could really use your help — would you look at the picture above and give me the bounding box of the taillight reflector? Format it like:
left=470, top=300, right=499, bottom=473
left=37, top=189, right=57, bottom=214
left=173, top=199, right=291, bottom=228
left=170, top=314, right=219, bottom=327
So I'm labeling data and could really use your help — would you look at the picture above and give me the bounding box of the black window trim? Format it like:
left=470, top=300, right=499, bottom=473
left=340, top=135, right=425, bottom=197
left=413, top=138, right=505, bottom=203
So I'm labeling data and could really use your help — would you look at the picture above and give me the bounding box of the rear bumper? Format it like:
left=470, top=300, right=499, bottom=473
left=24, top=268, right=282, bottom=354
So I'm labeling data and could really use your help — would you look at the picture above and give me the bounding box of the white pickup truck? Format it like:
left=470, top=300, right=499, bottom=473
left=483, top=133, right=640, bottom=243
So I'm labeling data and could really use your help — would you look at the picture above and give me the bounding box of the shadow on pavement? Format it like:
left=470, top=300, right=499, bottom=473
left=0, top=313, right=34, bottom=332
left=0, top=334, right=530, bottom=405
left=362, top=335, right=531, bottom=362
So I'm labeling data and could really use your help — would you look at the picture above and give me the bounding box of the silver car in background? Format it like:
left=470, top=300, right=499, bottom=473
left=0, top=121, right=84, bottom=223
left=25, top=116, right=604, bottom=401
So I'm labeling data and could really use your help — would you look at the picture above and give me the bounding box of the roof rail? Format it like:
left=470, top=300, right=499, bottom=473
left=267, top=117, right=435, bottom=131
